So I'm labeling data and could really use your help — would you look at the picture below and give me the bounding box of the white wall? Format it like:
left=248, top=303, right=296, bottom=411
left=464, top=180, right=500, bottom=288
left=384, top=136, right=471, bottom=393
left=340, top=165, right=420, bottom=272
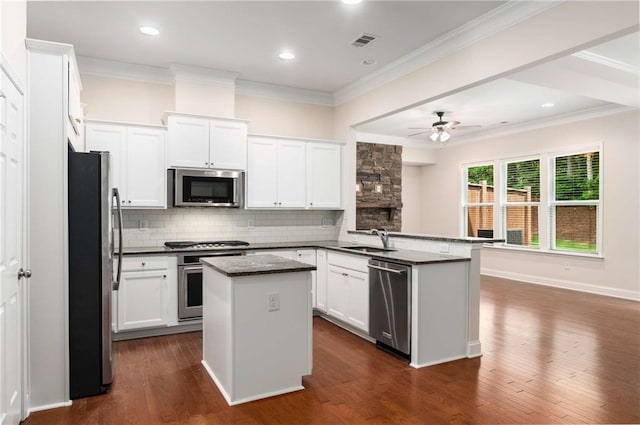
left=1, top=0, right=27, bottom=83
left=419, top=111, right=639, bottom=299
left=174, top=80, right=235, bottom=117
left=401, top=165, right=424, bottom=233
left=81, top=74, right=174, bottom=125
left=235, top=95, right=334, bottom=140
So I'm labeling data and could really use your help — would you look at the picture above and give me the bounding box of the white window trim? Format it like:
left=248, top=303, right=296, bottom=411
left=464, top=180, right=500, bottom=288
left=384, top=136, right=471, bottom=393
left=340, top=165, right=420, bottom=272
left=461, top=145, right=603, bottom=258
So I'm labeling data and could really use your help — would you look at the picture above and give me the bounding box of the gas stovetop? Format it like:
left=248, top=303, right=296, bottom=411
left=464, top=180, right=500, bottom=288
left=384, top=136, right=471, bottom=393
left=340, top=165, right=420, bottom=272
left=164, top=240, right=250, bottom=250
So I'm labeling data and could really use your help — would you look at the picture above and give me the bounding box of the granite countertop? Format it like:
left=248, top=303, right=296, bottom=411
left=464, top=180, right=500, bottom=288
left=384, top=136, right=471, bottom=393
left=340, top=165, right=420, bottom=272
left=347, top=230, right=505, bottom=244
left=201, top=254, right=317, bottom=277
left=121, top=240, right=470, bottom=266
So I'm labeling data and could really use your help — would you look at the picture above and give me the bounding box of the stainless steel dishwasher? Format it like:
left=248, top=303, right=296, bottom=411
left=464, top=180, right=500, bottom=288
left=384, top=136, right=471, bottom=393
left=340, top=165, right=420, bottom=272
left=368, top=259, right=411, bottom=357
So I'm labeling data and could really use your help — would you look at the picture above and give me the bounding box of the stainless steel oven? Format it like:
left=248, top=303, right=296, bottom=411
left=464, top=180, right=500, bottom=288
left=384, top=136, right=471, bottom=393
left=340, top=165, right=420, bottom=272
left=177, top=251, right=243, bottom=320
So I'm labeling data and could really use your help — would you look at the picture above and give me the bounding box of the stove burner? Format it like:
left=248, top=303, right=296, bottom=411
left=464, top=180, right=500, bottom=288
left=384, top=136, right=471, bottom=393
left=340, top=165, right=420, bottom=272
left=164, top=240, right=250, bottom=249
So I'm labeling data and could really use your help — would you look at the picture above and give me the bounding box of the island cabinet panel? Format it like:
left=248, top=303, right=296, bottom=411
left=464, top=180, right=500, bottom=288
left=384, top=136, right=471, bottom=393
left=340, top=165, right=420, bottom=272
left=202, top=266, right=312, bottom=405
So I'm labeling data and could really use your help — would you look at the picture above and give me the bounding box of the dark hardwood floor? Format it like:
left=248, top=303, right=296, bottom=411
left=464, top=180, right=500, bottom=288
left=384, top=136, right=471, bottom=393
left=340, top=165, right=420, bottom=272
left=24, top=276, right=640, bottom=424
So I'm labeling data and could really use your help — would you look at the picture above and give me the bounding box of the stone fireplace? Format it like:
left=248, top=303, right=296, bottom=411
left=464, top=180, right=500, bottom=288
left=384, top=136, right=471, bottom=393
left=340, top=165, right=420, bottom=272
left=355, top=142, right=402, bottom=231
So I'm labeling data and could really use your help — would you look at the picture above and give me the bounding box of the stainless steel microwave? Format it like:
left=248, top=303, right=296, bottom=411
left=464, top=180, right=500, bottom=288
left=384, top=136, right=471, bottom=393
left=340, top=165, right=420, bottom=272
left=168, top=168, right=243, bottom=207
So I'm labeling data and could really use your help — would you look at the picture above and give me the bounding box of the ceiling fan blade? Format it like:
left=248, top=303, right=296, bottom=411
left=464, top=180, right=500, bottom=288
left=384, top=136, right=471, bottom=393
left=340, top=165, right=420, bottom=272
left=408, top=127, right=429, bottom=130
left=444, top=120, right=461, bottom=128
left=450, top=124, right=482, bottom=130
left=408, top=130, right=430, bottom=137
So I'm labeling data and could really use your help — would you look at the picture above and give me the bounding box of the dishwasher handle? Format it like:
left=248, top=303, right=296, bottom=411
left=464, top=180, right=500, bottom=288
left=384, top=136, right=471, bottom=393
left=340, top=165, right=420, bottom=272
left=367, top=264, right=406, bottom=275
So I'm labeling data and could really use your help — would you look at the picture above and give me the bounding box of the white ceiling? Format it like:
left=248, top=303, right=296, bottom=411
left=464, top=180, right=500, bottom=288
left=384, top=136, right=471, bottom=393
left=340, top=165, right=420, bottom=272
left=26, top=0, right=503, bottom=93
left=25, top=2, right=638, bottom=147
left=356, top=31, right=639, bottom=146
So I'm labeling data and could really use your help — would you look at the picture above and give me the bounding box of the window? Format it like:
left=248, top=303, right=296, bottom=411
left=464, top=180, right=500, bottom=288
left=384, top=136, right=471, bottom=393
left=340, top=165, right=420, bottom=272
left=503, top=159, right=540, bottom=248
left=462, top=148, right=601, bottom=256
left=551, top=151, right=600, bottom=254
left=464, top=164, right=494, bottom=238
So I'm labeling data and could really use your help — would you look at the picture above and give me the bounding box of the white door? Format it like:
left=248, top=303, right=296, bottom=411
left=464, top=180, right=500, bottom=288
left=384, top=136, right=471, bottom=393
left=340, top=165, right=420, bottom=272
left=326, top=266, right=348, bottom=321
left=167, top=116, right=209, bottom=169
left=117, top=271, right=168, bottom=331
left=126, top=127, right=166, bottom=208
left=277, top=140, right=306, bottom=208
left=0, top=69, right=25, bottom=425
left=246, top=137, right=278, bottom=208
left=209, top=121, right=247, bottom=170
left=85, top=124, right=127, bottom=202
left=306, top=143, right=342, bottom=209
left=346, top=270, right=369, bottom=332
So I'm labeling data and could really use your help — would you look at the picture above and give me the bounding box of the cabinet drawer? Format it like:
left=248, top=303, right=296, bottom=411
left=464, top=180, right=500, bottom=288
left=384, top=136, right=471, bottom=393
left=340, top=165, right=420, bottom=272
left=121, top=256, right=169, bottom=272
left=327, top=252, right=369, bottom=273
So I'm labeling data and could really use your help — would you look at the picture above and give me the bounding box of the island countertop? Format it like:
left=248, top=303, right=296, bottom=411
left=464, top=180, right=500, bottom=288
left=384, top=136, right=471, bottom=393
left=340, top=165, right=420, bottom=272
left=201, top=254, right=317, bottom=277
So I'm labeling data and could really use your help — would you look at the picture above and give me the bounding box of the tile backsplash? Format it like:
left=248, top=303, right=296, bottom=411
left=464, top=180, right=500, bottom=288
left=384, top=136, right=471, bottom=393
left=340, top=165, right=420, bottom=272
left=121, top=208, right=343, bottom=247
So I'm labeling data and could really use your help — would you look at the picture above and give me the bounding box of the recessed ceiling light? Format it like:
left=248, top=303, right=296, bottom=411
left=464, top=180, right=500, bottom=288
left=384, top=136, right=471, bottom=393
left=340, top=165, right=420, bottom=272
left=541, top=102, right=555, bottom=108
left=278, top=51, right=295, bottom=60
left=139, top=26, right=160, bottom=36
left=362, top=59, right=376, bottom=65
left=342, top=0, right=362, bottom=4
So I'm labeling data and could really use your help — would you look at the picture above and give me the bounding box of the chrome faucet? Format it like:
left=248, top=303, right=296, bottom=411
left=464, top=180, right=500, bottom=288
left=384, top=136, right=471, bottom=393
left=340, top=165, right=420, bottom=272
left=370, top=228, right=390, bottom=249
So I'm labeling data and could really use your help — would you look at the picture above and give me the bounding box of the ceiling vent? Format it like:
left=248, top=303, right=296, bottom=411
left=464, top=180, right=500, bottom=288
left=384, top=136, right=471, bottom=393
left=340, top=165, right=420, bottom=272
left=352, top=33, right=379, bottom=48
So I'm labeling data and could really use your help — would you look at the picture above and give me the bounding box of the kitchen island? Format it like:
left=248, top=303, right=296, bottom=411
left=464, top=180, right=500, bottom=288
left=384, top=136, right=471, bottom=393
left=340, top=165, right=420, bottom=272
left=200, top=254, right=315, bottom=406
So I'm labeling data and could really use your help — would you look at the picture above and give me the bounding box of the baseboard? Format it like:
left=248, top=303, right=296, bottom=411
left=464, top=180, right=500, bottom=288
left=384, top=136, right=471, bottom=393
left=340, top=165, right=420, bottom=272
left=482, top=268, right=640, bottom=301
left=27, top=400, right=72, bottom=415
left=467, top=340, right=482, bottom=358
left=410, top=354, right=467, bottom=369
left=315, top=314, right=375, bottom=343
left=112, top=321, right=202, bottom=341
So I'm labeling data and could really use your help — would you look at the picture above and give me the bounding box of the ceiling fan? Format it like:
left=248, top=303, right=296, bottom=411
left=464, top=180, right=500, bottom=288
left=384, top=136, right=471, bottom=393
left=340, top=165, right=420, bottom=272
left=408, top=111, right=481, bottom=143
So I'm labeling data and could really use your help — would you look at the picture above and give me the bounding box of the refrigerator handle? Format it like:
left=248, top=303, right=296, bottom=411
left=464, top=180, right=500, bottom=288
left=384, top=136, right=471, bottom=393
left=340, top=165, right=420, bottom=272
left=112, top=187, right=124, bottom=291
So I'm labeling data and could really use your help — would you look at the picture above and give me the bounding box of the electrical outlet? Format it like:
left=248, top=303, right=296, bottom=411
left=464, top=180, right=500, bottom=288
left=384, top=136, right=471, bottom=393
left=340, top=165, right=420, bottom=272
left=322, top=217, right=332, bottom=227
left=248, top=218, right=255, bottom=229
left=267, top=292, right=280, bottom=312
left=138, top=219, right=149, bottom=231
left=438, top=243, right=450, bottom=253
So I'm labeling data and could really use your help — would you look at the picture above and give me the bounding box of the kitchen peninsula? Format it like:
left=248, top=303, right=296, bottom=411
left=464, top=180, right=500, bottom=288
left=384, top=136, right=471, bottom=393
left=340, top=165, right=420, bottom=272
left=200, top=254, right=315, bottom=405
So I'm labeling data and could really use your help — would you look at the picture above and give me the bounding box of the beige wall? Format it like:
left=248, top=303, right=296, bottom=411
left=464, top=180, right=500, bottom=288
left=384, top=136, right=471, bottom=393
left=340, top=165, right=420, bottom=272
left=332, top=2, right=639, bottom=298
left=401, top=165, right=423, bottom=233
left=81, top=74, right=174, bottom=125
left=418, top=110, right=639, bottom=297
left=1, top=0, right=27, bottom=82
left=235, top=95, right=334, bottom=140
left=174, top=80, right=235, bottom=118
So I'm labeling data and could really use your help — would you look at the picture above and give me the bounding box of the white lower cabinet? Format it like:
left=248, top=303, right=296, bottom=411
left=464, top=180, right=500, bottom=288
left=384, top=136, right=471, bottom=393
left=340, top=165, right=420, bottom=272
left=114, top=256, right=173, bottom=331
left=326, top=253, right=369, bottom=333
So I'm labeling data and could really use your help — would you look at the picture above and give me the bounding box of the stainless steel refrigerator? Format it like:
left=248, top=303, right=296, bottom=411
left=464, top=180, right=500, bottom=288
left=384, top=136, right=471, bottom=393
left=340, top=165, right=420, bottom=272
left=68, top=150, right=122, bottom=399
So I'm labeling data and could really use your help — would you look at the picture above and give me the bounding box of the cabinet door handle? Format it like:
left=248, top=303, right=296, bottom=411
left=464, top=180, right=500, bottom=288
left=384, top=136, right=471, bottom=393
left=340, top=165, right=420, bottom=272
left=342, top=273, right=348, bottom=277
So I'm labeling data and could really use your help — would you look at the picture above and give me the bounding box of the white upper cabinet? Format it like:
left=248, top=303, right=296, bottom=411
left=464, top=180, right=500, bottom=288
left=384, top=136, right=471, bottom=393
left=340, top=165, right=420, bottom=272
left=167, top=115, right=209, bottom=168
left=126, top=127, right=167, bottom=208
left=246, top=135, right=343, bottom=209
left=85, top=122, right=166, bottom=208
left=246, top=137, right=306, bottom=208
left=166, top=113, right=248, bottom=170
left=210, top=120, right=247, bottom=170
left=277, top=140, right=306, bottom=208
left=306, top=142, right=342, bottom=209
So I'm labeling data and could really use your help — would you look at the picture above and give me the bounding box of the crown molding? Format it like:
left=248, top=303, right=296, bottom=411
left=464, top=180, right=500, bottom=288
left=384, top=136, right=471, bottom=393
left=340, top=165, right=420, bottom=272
left=77, top=56, right=173, bottom=85
left=355, top=131, right=438, bottom=149
left=236, top=79, right=334, bottom=106
left=451, top=104, right=635, bottom=146
left=333, top=1, right=562, bottom=105
left=169, top=63, right=238, bottom=88
left=572, top=50, right=639, bottom=74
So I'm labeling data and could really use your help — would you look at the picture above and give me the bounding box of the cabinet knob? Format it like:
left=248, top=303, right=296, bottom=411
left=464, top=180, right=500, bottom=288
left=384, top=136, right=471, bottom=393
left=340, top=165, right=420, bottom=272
left=205, top=162, right=209, bottom=165
left=310, top=202, right=313, bottom=206
left=128, top=200, right=131, bottom=204
left=163, top=275, right=167, bottom=279
left=278, top=202, right=282, bottom=206
left=141, top=262, right=146, bottom=266
left=273, top=202, right=277, bottom=205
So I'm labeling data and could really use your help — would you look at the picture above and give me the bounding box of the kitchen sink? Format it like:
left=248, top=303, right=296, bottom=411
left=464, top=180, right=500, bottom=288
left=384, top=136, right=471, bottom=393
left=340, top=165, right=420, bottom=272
left=341, top=246, right=396, bottom=253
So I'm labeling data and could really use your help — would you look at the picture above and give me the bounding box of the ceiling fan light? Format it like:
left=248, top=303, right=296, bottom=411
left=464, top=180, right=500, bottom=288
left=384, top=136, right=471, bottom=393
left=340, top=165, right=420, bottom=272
left=430, top=131, right=439, bottom=142
left=440, top=131, right=451, bottom=142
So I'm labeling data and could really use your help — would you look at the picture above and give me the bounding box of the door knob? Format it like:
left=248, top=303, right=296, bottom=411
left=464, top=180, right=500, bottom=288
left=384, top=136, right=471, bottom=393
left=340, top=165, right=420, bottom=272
left=18, top=268, right=32, bottom=279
